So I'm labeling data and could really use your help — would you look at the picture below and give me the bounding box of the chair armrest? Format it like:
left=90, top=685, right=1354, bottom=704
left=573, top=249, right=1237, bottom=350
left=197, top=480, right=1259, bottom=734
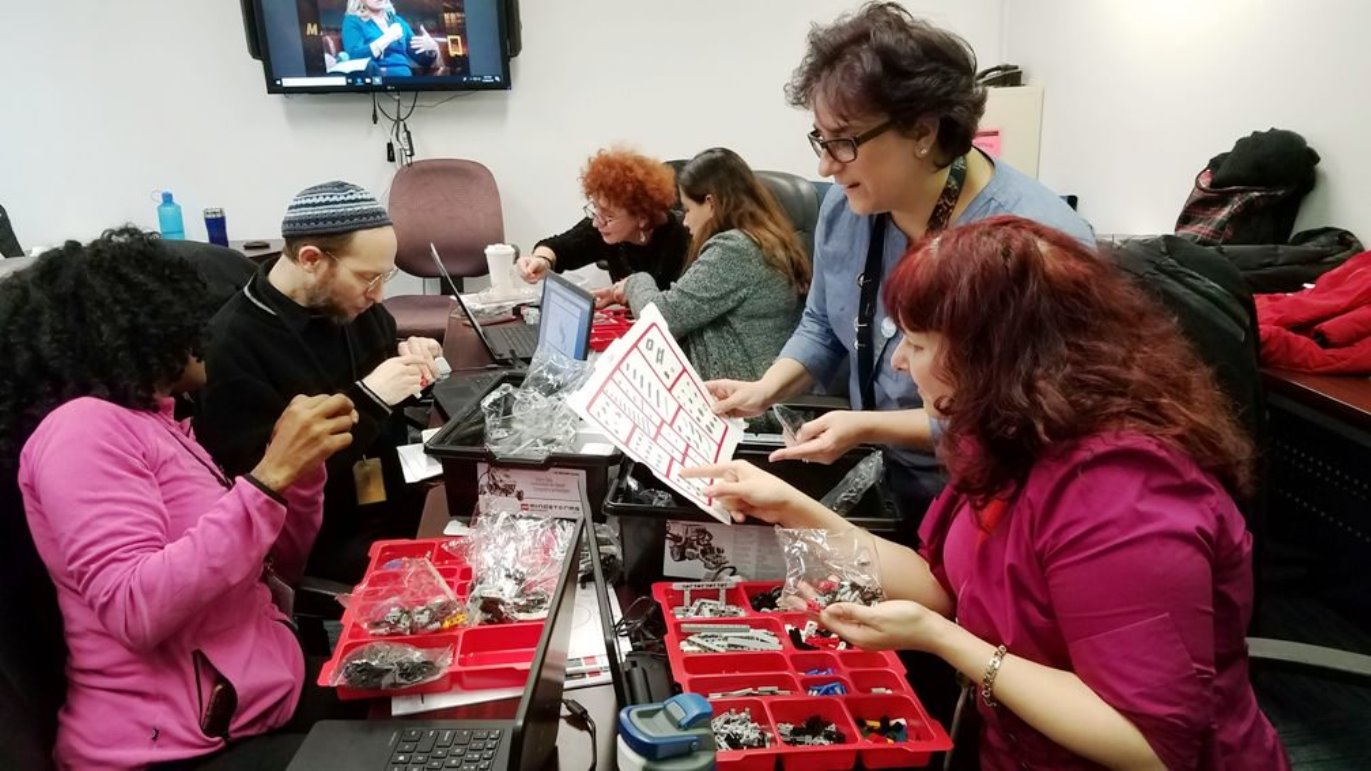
left=1247, top=637, right=1371, bottom=682
left=295, top=575, right=352, bottom=621
left=299, top=575, right=352, bottom=599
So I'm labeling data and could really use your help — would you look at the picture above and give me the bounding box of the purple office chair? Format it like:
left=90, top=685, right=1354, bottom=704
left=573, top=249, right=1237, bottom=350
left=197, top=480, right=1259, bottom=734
left=384, top=159, right=504, bottom=340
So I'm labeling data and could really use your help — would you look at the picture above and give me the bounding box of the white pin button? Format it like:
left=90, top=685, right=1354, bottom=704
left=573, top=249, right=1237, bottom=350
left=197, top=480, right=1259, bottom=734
left=881, top=316, right=897, bottom=339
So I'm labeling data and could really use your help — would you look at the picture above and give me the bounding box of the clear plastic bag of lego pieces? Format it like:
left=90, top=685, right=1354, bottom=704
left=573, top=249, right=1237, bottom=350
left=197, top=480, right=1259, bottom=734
left=771, top=404, right=807, bottom=446
left=481, top=347, right=592, bottom=461
left=523, top=344, right=593, bottom=396
left=620, top=473, right=677, bottom=508
left=817, top=450, right=883, bottom=517
left=462, top=510, right=574, bottom=625
left=776, top=526, right=885, bottom=613
left=337, top=557, right=464, bottom=636
left=330, top=642, right=453, bottom=691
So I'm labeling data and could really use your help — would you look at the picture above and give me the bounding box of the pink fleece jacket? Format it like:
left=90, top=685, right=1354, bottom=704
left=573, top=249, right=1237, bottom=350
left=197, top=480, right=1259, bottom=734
left=19, top=396, right=325, bottom=770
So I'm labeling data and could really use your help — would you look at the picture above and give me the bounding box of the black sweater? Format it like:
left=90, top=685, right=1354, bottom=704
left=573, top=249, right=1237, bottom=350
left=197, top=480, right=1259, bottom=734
left=194, top=262, right=408, bottom=580
left=534, top=214, right=690, bottom=289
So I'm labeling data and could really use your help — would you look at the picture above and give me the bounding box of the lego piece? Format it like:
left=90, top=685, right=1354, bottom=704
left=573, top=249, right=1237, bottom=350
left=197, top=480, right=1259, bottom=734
left=806, top=681, right=848, bottom=696
left=711, top=708, right=770, bottom=751
left=860, top=716, right=909, bottom=744
left=777, top=715, right=845, bottom=746
left=680, top=623, right=752, bottom=634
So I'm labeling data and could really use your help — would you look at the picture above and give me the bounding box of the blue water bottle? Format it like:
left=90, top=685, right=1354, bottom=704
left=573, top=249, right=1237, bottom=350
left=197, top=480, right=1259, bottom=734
left=203, top=208, right=229, bottom=247
left=157, top=191, right=185, bottom=240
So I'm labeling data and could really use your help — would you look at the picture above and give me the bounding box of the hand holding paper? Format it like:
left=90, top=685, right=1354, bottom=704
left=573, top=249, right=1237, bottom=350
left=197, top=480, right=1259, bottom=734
left=567, top=304, right=744, bottom=523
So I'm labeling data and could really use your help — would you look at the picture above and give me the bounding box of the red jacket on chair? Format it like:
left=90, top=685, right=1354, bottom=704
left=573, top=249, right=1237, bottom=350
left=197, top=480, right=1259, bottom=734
left=1256, top=250, right=1371, bottom=373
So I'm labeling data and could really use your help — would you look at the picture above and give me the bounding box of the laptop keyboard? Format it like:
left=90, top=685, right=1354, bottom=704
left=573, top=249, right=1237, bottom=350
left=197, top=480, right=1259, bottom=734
left=388, top=727, right=504, bottom=771
left=486, top=324, right=539, bottom=358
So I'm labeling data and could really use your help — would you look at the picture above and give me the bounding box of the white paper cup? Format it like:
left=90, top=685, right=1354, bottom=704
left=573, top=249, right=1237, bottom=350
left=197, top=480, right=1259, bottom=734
left=484, top=243, right=516, bottom=292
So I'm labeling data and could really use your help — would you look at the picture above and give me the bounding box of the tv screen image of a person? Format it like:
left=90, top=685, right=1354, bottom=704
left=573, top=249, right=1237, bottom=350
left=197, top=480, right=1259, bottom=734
left=339, top=0, right=440, bottom=77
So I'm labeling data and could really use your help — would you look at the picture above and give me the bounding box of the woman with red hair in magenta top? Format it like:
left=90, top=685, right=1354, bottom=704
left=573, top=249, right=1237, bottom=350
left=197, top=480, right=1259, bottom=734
left=687, top=216, right=1289, bottom=770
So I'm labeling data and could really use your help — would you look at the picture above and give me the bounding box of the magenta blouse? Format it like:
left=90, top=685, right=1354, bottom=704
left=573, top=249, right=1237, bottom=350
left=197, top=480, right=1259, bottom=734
left=918, top=432, right=1289, bottom=770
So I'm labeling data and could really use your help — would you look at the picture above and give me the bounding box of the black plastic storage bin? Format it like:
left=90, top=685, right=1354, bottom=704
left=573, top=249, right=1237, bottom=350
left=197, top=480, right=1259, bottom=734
left=605, top=443, right=900, bottom=587
left=425, top=371, right=622, bottom=524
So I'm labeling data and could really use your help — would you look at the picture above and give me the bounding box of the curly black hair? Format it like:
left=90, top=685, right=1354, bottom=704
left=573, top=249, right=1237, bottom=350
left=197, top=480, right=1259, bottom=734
left=0, top=227, right=216, bottom=470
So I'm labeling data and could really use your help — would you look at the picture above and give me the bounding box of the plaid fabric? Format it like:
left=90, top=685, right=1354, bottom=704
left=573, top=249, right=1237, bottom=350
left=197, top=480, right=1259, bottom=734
left=1175, top=168, right=1298, bottom=245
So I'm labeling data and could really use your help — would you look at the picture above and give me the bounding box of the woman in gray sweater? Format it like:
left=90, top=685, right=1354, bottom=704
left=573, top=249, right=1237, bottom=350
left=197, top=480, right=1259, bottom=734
left=605, top=148, right=811, bottom=382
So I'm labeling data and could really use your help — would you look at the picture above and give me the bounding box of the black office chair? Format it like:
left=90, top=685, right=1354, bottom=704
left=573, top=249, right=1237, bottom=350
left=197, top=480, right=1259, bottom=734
left=160, top=240, right=257, bottom=312
left=754, top=169, right=824, bottom=261
left=0, top=205, right=22, bottom=259
left=0, top=481, right=64, bottom=771
left=663, top=160, right=825, bottom=262
left=1107, top=235, right=1371, bottom=682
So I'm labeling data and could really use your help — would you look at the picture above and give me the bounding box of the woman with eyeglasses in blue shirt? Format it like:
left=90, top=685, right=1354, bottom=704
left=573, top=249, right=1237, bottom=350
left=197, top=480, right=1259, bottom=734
left=707, top=2, right=1093, bottom=531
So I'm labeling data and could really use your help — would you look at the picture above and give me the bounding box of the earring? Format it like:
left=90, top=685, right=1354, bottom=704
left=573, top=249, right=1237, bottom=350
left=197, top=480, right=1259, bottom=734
left=919, top=147, right=929, bottom=158
left=639, top=227, right=648, bottom=244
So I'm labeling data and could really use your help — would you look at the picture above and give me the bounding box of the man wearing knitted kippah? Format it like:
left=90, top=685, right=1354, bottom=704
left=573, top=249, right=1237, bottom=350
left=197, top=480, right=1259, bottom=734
left=195, top=180, right=443, bottom=582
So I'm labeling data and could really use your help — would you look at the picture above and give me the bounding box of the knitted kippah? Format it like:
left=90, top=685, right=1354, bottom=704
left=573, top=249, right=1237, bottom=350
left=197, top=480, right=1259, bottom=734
left=281, top=180, right=391, bottom=238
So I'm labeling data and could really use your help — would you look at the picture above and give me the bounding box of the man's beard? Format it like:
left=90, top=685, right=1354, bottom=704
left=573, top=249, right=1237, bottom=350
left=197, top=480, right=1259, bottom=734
left=304, top=281, right=356, bottom=324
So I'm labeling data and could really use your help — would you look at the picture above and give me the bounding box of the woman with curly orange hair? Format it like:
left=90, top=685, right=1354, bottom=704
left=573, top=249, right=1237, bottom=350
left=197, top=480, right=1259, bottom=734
left=518, top=148, right=688, bottom=290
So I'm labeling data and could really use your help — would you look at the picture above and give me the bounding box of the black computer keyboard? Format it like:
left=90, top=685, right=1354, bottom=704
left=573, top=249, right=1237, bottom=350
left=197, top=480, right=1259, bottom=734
left=388, top=726, right=504, bottom=771
left=486, top=323, right=539, bottom=358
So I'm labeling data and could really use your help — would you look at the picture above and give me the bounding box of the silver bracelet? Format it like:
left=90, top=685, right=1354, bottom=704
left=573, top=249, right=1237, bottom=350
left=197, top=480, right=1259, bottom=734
left=980, top=644, right=1008, bottom=708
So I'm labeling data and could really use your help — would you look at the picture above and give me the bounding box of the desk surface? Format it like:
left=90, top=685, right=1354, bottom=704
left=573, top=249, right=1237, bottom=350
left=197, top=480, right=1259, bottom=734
left=443, top=306, right=503, bottom=370
left=229, top=238, right=285, bottom=264
left=1262, top=368, right=1371, bottom=431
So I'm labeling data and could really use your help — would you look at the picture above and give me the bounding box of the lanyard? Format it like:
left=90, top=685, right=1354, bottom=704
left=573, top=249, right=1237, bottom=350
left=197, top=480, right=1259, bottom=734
left=156, top=415, right=233, bottom=490
left=855, top=154, right=968, bottom=409
left=974, top=497, right=1009, bottom=553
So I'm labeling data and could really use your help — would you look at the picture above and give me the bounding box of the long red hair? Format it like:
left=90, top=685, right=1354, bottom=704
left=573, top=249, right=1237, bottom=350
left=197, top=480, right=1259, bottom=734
left=884, top=215, right=1253, bottom=502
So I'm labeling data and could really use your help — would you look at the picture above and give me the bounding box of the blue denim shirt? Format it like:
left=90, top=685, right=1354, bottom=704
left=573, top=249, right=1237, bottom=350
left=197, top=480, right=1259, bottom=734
left=777, top=155, right=1094, bottom=470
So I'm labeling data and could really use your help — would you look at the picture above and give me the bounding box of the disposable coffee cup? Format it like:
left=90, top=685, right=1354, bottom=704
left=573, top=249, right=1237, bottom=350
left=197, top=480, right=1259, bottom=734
left=484, top=243, right=517, bottom=292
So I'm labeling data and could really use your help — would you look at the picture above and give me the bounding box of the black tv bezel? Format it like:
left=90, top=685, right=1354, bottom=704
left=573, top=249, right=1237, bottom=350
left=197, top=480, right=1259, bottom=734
left=251, top=0, right=513, bottom=95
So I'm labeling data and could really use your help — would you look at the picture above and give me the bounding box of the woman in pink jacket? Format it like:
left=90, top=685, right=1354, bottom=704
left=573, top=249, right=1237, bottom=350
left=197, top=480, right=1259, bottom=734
left=0, top=229, right=357, bottom=770
left=687, top=217, right=1290, bottom=769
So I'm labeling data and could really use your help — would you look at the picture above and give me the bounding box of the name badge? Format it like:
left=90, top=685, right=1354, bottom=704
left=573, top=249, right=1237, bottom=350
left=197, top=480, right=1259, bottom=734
left=353, top=457, right=387, bottom=505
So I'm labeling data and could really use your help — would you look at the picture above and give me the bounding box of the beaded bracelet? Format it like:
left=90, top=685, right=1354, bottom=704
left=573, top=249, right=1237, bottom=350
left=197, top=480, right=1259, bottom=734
left=981, top=644, right=1008, bottom=708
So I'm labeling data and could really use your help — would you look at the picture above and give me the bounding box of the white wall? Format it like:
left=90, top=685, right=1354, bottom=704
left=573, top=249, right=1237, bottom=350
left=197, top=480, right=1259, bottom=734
left=1007, top=0, right=1371, bottom=238
left=1, top=0, right=1007, bottom=295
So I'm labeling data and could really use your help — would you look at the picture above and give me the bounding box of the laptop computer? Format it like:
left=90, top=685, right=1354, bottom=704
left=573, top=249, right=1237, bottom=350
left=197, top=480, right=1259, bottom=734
left=585, top=522, right=673, bottom=707
left=584, top=521, right=629, bottom=709
left=286, top=517, right=587, bottom=771
left=431, top=244, right=595, bottom=365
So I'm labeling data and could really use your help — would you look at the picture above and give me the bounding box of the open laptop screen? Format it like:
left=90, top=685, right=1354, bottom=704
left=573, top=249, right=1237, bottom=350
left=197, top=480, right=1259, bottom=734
left=511, top=516, right=586, bottom=770
left=536, top=273, right=595, bottom=361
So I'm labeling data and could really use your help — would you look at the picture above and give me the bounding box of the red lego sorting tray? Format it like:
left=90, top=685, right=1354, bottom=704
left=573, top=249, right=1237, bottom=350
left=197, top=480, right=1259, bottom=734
left=590, top=307, right=632, bottom=352
left=653, top=579, right=952, bottom=768
left=318, top=537, right=545, bottom=701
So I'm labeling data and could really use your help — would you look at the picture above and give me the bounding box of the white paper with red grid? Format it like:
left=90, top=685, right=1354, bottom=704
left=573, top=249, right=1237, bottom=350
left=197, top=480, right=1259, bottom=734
left=568, top=303, right=741, bottom=523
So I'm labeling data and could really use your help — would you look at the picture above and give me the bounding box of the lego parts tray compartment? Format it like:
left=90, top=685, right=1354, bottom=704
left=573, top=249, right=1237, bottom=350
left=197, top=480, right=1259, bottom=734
left=653, top=580, right=952, bottom=769
left=710, top=694, right=951, bottom=771
left=320, top=537, right=544, bottom=700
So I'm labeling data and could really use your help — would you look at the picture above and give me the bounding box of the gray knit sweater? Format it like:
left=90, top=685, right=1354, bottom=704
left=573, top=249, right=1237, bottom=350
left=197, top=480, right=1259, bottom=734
left=624, top=229, right=802, bottom=382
